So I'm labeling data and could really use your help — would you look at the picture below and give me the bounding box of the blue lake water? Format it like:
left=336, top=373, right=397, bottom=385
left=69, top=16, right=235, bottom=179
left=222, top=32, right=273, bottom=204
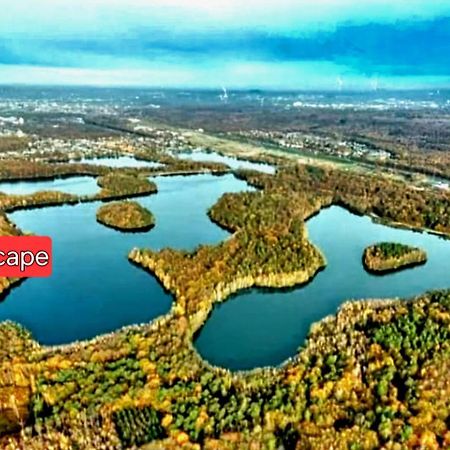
left=0, top=174, right=448, bottom=370
left=0, top=174, right=252, bottom=344
left=195, top=206, right=450, bottom=370
left=175, top=150, right=276, bottom=174
left=0, top=176, right=99, bottom=196
left=78, top=156, right=163, bottom=168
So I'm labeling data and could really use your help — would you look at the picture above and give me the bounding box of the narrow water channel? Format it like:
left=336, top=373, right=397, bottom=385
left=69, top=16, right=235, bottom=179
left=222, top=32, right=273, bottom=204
left=175, top=150, right=276, bottom=174
left=77, top=156, right=163, bottom=168
left=0, top=176, right=99, bottom=196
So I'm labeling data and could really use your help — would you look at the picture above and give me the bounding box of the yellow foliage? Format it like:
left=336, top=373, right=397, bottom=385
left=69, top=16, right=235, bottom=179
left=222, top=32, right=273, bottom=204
left=176, top=431, right=190, bottom=445
left=162, top=414, right=173, bottom=428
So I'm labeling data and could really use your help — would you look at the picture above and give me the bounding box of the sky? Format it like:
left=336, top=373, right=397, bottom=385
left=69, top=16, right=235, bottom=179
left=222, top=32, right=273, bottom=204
left=1, top=0, right=450, bottom=89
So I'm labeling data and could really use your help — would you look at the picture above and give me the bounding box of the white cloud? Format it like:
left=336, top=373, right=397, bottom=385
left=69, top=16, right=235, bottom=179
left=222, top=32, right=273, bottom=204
left=1, top=61, right=449, bottom=90
left=3, top=0, right=450, bottom=37
left=2, top=0, right=449, bottom=89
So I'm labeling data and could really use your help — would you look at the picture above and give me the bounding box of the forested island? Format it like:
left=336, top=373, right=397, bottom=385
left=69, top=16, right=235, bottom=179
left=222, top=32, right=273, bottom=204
left=96, top=201, right=155, bottom=231
left=0, top=172, right=157, bottom=213
left=363, top=242, right=428, bottom=273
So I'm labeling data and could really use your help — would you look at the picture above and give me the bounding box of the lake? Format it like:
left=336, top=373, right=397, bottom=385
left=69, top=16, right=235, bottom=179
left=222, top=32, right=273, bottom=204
left=0, top=176, right=99, bottom=196
left=195, top=206, right=450, bottom=370
left=77, top=156, right=163, bottom=168
left=175, top=150, right=276, bottom=174
left=1, top=176, right=448, bottom=368
left=0, top=174, right=252, bottom=344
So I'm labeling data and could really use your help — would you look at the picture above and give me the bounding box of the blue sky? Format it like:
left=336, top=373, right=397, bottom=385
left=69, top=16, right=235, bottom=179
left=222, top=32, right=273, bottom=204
left=1, top=0, right=450, bottom=89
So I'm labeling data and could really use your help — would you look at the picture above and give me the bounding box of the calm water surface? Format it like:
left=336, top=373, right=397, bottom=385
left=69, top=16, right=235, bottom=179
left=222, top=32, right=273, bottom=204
left=176, top=150, right=276, bottom=174
left=1, top=174, right=449, bottom=367
left=195, top=206, right=450, bottom=370
left=0, top=176, right=99, bottom=196
left=0, top=174, right=252, bottom=344
left=77, top=156, right=163, bottom=168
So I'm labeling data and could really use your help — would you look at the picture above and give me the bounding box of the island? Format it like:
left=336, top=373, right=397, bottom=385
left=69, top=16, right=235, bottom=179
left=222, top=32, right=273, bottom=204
left=363, top=242, right=427, bottom=273
left=96, top=200, right=155, bottom=231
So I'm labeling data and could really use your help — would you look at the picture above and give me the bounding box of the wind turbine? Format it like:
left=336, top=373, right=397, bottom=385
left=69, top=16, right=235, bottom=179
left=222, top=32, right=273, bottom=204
left=219, top=86, right=228, bottom=103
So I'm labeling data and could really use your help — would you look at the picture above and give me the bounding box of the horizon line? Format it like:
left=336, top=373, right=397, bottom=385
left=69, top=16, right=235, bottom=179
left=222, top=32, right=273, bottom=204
left=1, top=83, right=449, bottom=94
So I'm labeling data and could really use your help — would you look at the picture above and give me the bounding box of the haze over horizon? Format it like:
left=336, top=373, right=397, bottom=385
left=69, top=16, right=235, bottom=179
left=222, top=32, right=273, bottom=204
left=1, top=0, right=450, bottom=90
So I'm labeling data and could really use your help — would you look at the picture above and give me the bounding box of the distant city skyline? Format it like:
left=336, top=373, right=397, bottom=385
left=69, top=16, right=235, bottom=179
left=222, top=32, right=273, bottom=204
left=1, top=0, right=450, bottom=89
